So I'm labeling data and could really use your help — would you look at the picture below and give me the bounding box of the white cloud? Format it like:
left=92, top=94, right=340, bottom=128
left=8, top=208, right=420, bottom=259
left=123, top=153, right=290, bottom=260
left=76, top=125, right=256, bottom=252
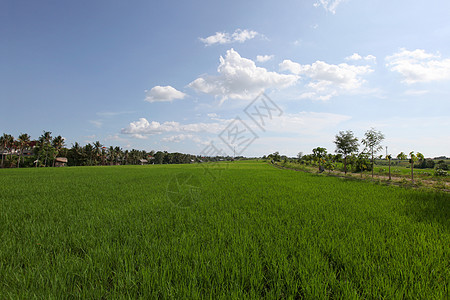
left=279, top=59, right=373, bottom=100
left=162, top=134, right=193, bottom=143
left=386, top=48, right=450, bottom=84
left=189, top=49, right=298, bottom=101
left=364, top=55, right=377, bottom=62
left=345, top=53, right=362, bottom=61
left=256, top=55, right=274, bottom=63
left=89, top=120, right=102, bottom=128
left=131, top=134, right=148, bottom=139
left=121, top=117, right=227, bottom=136
left=96, top=111, right=135, bottom=117
left=199, top=29, right=259, bottom=46
left=404, top=89, right=429, bottom=96
left=345, top=53, right=376, bottom=63
left=145, top=85, right=186, bottom=103
left=314, top=0, right=346, bottom=14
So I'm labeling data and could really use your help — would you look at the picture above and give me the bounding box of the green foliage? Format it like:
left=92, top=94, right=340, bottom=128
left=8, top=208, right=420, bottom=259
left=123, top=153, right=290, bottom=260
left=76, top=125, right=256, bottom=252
left=434, top=169, right=448, bottom=177
left=334, top=130, right=359, bottom=174
left=436, top=162, right=448, bottom=171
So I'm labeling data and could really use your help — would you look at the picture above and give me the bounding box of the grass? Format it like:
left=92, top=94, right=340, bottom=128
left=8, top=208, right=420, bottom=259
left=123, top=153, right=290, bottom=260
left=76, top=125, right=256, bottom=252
left=0, top=162, right=449, bottom=298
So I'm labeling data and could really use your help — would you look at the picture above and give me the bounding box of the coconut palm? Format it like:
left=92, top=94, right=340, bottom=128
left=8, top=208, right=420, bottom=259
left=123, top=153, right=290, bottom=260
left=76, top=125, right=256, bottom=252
left=0, top=133, right=9, bottom=168
left=52, top=136, right=65, bottom=167
left=38, top=131, right=53, bottom=167
left=93, top=141, right=102, bottom=165
left=69, top=142, right=82, bottom=166
left=17, top=133, right=31, bottom=168
left=1, top=134, right=14, bottom=168
left=114, top=146, right=122, bottom=165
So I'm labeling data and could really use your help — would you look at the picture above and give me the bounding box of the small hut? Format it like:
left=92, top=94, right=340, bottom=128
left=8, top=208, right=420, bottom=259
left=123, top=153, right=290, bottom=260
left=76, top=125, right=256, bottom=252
left=139, top=159, right=148, bottom=165
left=55, top=157, right=68, bottom=167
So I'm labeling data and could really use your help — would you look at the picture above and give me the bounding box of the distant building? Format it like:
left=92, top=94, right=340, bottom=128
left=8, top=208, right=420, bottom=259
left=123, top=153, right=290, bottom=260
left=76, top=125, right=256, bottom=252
left=55, top=157, right=68, bottom=167
left=139, top=159, right=148, bottom=165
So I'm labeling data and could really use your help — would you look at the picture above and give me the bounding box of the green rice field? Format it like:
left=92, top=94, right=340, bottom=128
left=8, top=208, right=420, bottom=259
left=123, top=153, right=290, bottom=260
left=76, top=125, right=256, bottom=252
left=0, top=162, right=448, bottom=298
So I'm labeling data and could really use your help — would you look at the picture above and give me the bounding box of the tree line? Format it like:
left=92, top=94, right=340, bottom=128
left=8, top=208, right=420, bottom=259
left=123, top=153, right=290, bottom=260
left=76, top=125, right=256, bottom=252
left=0, top=131, right=233, bottom=168
left=265, top=128, right=448, bottom=181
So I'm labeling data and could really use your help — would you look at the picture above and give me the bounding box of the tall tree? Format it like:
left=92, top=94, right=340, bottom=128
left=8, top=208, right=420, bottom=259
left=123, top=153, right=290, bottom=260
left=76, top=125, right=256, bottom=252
left=312, top=147, right=327, bottom=171
left=114, top=146, right=122, bottom=165
left=409, top=151, right=424, bottom=184
left=334, top=130, right=359, bottom=175
left=0, top=134, right=12, bottom=168
left=38, top=131, right=53, bottom=167
left=1, top=134, right=15, bottom=168
left=108, top=146, right=115, bottom=165
left=361, top=128, right=385, bottom=178
left=17, top=133, right=31, bottom=168
left=93, top=141, right=102, bottom=165
left=52, top=136, right=65, bottom=166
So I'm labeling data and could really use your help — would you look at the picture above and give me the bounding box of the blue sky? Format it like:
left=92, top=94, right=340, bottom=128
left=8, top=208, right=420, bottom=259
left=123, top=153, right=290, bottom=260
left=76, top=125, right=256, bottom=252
left=2, top=0, right=450, bottom=157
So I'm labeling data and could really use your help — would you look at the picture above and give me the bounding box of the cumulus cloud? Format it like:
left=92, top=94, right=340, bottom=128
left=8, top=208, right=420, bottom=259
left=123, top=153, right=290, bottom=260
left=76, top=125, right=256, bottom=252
left=256, top=55, right=274, bottom=63
left=189, top=49, right=298, bottom=101
left=345, top=53, right=377, bottom=63
left=386, top=48, right=450, bottom=84
left=145, top=85, right=186, bottom=103
left=121, top=117, right=227, bottom=136
left=199, top=29, right=259, bottom=46
left=279, top=59, right=373, bottom=100
left=313, top=0, right=346, bottom=14
left=162, top=134, right=193, bottom=143
left=161, top=133, right=208, bottom=144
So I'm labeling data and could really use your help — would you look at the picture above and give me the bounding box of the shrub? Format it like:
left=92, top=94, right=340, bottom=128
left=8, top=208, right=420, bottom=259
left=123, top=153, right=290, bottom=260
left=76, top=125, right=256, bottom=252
left=436, top=163, right=448, bottom=170
left=434, top=169, right=448, bottom=177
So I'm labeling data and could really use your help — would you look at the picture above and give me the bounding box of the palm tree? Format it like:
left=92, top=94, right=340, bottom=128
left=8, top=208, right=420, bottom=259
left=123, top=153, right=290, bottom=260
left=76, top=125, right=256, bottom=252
left=52, top=136, right=65, bottom=167
left=70, top=142, right=82, bottom=166
left=1, top=134, right=14, bottom=168
left=17, top=133, right=31, bottom=168
left=108, top=146, right=115, bottom=165
left=38, top=131, right=53, bottom=167
left=93, top=141, right=102, bottom=165
left=114, top=146, right=122, bottom=165
left=83, top=143, right=94, bottom=166
left=0, top=133, right=10, bottom=168
left=101, top=146, right=107, bottom=166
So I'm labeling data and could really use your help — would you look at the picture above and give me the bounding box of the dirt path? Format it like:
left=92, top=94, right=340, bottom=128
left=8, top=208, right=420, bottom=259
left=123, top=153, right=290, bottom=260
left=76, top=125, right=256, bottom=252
left=271, top=163, right=450, bottom=192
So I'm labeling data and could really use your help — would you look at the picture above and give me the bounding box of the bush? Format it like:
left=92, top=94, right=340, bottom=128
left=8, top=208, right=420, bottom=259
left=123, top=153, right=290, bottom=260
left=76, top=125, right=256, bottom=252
left=434, top=169, right=448, bottom=177
left=436, top=163, right=448, bottom=170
